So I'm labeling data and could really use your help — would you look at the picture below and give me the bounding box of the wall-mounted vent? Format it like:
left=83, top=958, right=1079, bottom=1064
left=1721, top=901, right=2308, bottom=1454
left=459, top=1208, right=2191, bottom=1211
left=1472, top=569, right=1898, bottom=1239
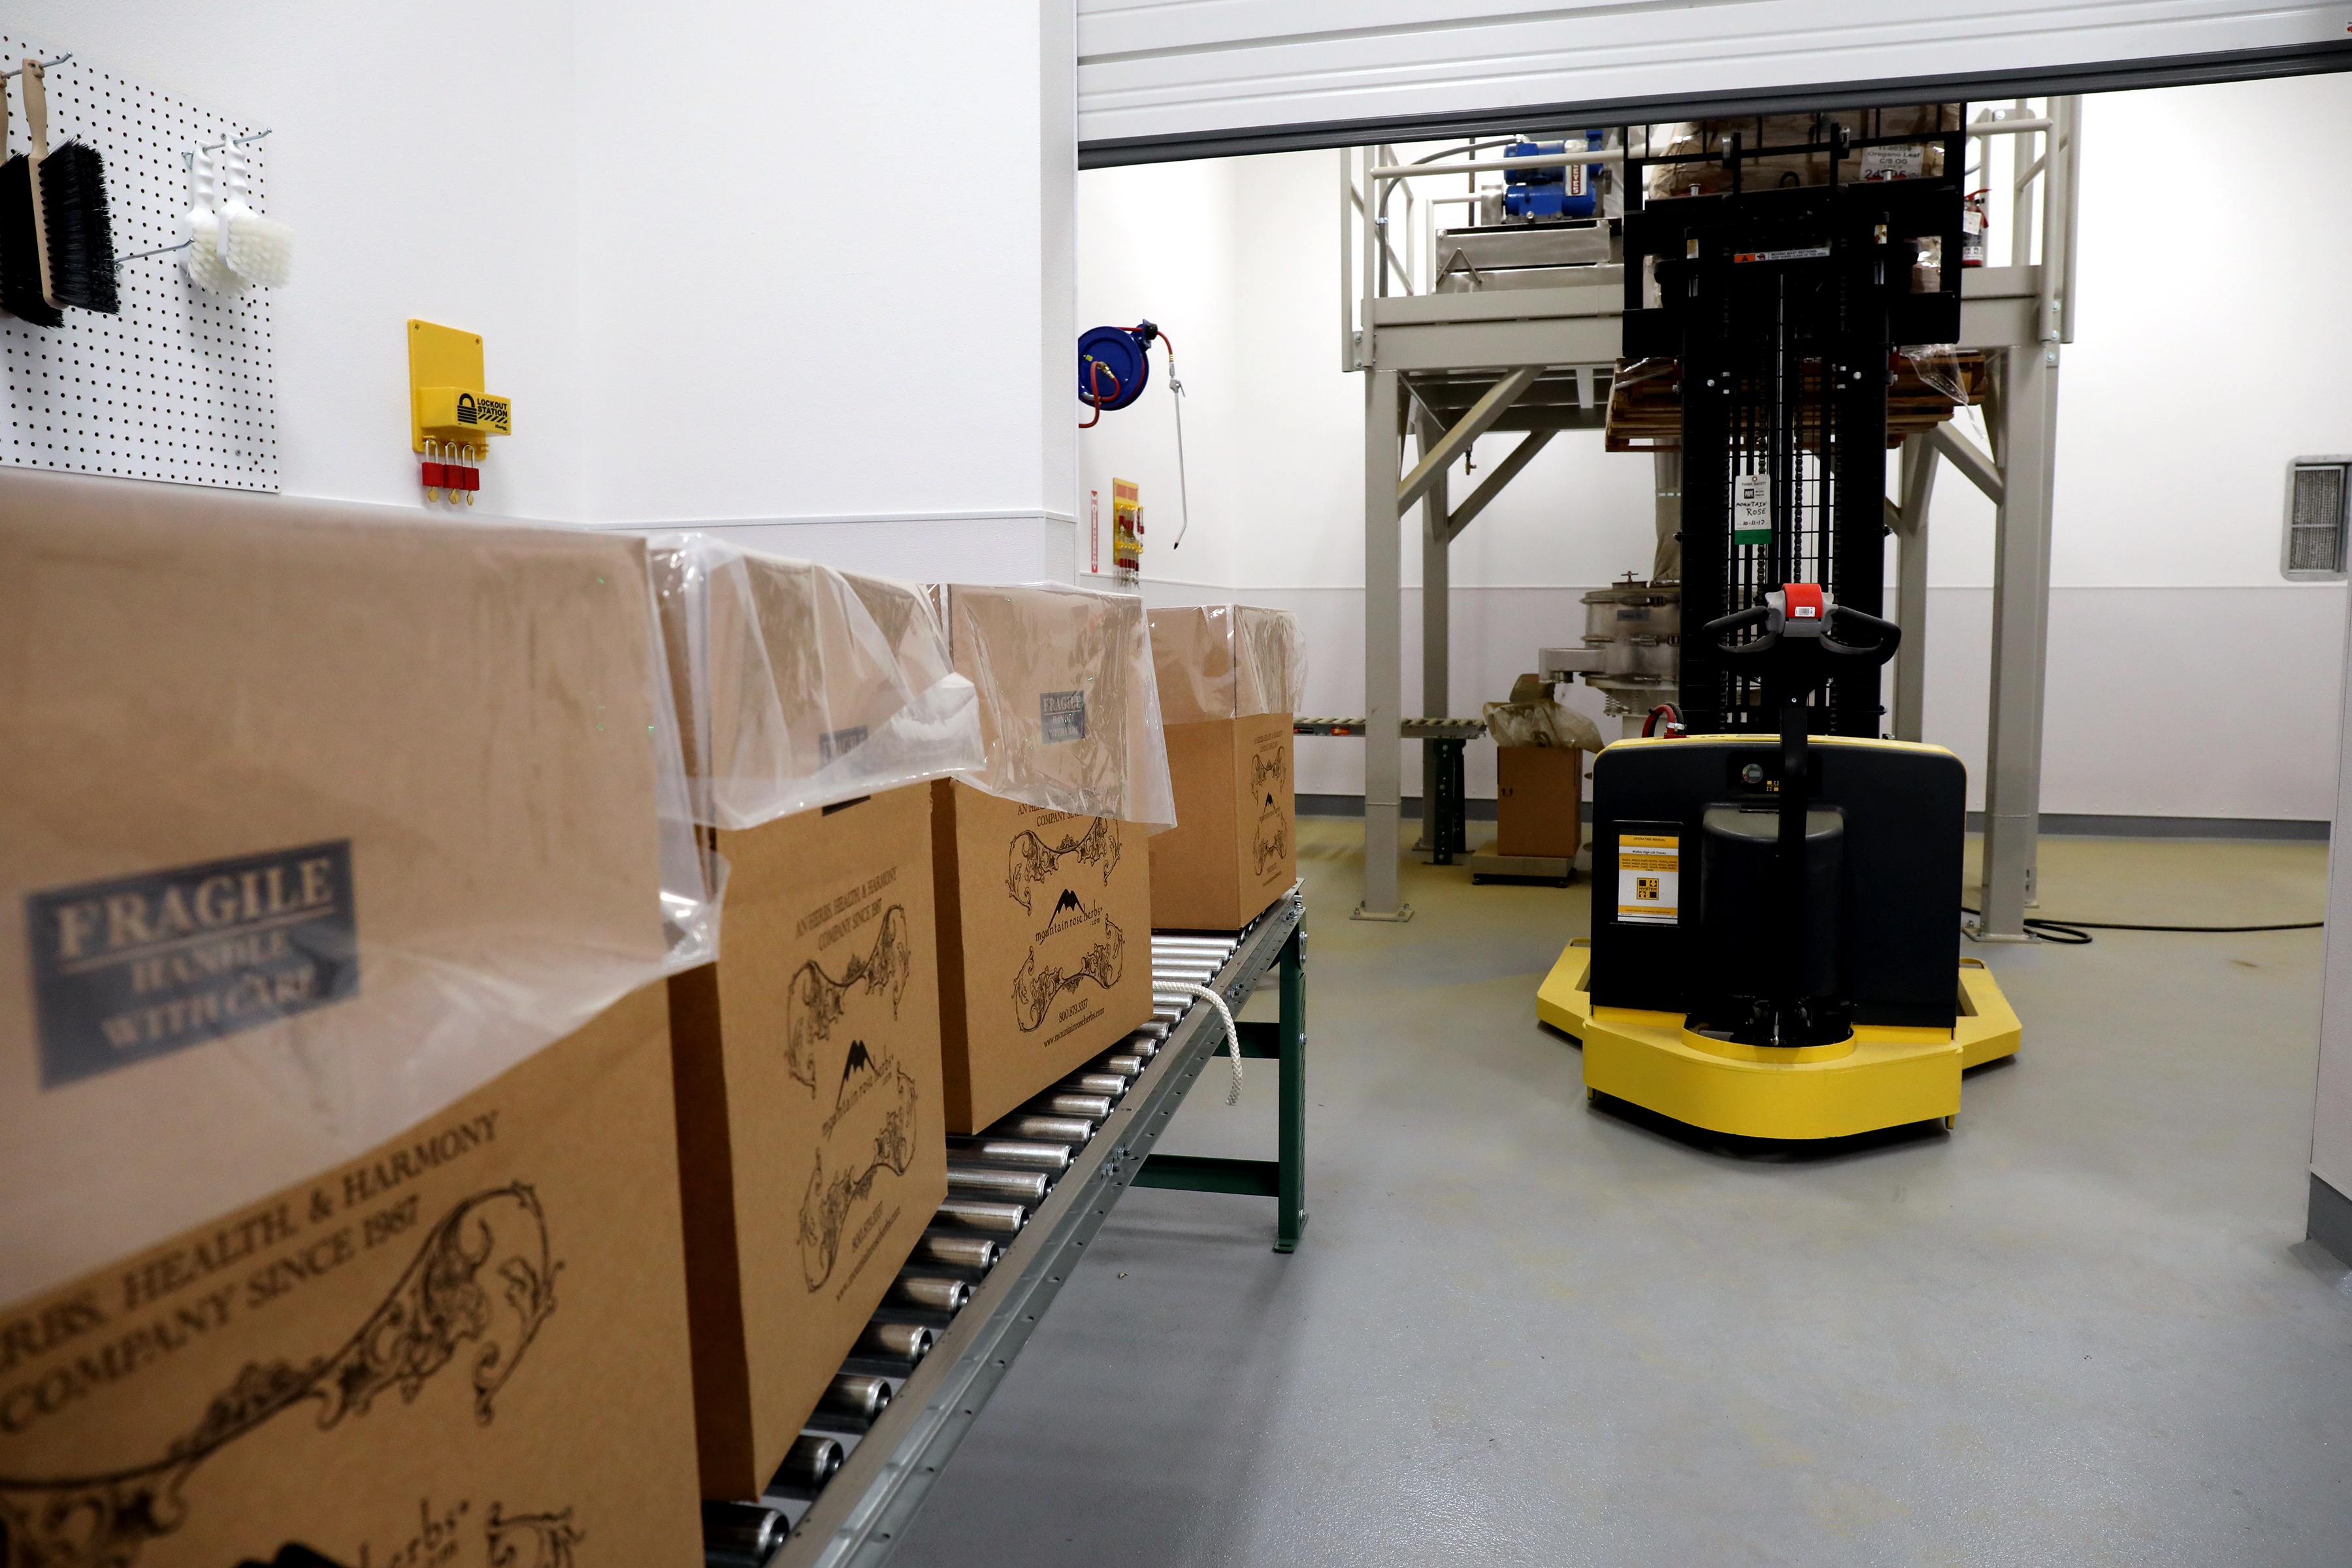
left=2283, top=459, right=2350, bottom=581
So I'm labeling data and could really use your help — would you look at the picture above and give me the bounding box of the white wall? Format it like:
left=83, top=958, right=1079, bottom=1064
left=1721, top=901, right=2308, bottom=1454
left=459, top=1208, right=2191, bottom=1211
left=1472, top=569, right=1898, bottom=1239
left=1080, top=76, right=2352, bottom=821
left=2, top=1, right=591, bottom=520
left=2313, top=592, right=2352, bottom=1198
left=15, top=1, right=1080, bottom=582
left=572, top=0, right=1079, bottom=581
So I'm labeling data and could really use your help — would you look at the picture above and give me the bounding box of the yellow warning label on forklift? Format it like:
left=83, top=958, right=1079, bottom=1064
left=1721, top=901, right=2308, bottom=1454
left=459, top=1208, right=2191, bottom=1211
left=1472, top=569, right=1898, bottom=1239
left=1617, top=833, right=1680, bottom=924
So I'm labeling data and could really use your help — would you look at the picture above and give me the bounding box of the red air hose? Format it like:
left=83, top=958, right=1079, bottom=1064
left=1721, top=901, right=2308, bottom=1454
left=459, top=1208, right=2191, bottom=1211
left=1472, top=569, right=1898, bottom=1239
left=1079, top=360, right=1120, bottom=429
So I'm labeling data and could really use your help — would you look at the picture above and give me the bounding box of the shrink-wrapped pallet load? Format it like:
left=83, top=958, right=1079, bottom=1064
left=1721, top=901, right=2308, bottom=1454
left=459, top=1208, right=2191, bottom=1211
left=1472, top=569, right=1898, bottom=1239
left=929, top=583, right=1175, bottom=1132
left=1147, top=604, right=1305, bottom=931
left=0, top=472, right=711, bottom=1567
left=649, top=534, right=982, bottom=1501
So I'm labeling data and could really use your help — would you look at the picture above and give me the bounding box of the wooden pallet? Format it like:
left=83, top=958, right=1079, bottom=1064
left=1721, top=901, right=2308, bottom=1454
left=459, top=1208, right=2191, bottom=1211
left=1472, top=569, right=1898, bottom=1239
left=1603, top=351, right=1985, bottom=453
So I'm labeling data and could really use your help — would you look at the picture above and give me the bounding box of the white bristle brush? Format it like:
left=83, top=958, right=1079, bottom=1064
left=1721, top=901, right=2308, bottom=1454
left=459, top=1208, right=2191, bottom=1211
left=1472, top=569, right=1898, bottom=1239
left=219, top=141, right=290, bottom=287
left=180, top=148, right=246, bottom=294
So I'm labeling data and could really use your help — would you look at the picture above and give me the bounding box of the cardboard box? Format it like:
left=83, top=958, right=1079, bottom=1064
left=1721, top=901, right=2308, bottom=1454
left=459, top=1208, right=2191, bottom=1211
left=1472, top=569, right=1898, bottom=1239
left=1497, top=747, right=1585, bottom=858
left=936, top=583, right=1171, bottom=829
left=666, top=785, right=949, bottom=1499
left=931, top=780, right=1152, bottom=1134
left=0, top=473, right=682, bottom=1307
left=0, top=982, right=703, bottom=1568
left=653, top=542, right=962, bottom=828
left=1150, top=717, right=1296, bottom=931
left=1146, top=605, right=1303, bottom=931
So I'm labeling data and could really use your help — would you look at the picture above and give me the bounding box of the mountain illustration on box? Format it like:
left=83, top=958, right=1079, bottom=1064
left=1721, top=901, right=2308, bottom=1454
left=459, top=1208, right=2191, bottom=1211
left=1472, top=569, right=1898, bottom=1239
left=785, top=904, right=912, bottom=1092
left=1005, top=818, right=1120, bottom=913
left=1011, top=887, right=1125, bottom=1032
left=800, top=1047, right=920, bottom=1292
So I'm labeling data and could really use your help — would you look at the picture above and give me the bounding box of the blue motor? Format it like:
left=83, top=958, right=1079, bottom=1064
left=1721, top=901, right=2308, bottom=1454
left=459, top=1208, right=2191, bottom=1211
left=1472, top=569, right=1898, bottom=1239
left=1078, top=321, right=1157, bottom=412
left=1501, top=130, right=1604, bottom=221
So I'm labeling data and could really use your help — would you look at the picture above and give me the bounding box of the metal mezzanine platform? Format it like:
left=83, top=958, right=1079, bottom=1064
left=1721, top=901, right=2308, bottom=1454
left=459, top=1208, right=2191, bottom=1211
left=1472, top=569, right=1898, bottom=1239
left=704, top=891, right=1309, bottom=1568
left=1341, top=105, right=2080, bottom=941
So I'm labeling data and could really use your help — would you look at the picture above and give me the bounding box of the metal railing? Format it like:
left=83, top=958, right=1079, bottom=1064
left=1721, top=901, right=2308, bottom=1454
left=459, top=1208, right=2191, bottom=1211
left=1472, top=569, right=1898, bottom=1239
left=1339, top=101, right=2083, bottom=373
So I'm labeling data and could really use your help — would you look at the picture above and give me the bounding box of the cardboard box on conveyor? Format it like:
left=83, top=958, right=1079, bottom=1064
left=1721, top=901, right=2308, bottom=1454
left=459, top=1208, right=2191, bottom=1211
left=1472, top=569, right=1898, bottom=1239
left=930, top=583, right=1176, bottom=1134
left=1146, top=604, right=1304, bottom=932
left=0, top=473, right=710, bottom=1567
left=649, top=536, right=983, bottom=1501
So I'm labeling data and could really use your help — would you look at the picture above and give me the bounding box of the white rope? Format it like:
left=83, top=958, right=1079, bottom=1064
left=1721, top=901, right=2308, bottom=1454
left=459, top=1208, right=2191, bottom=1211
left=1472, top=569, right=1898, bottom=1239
left=1168, top=982, right=1243, bottom=1103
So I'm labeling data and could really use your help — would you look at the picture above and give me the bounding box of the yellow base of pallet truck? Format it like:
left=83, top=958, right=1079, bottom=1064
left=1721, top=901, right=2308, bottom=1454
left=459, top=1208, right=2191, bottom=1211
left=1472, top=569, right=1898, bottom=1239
left=1536, top=941, right=2019, bottom=1139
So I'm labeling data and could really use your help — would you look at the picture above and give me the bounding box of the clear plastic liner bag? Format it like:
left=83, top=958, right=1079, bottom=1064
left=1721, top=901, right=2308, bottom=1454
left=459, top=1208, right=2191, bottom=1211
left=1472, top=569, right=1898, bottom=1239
left=1149, top=604, right=1308, bottom=726
left=1901, top=344, right=1971, bottom=405
left=647, top=534, right=984, bottom=831
left=1484, top=687, right=1606, bottom=751
left=938, top=581, right=1179, bottom=832
left=0, top=474, right=720, bottom=1305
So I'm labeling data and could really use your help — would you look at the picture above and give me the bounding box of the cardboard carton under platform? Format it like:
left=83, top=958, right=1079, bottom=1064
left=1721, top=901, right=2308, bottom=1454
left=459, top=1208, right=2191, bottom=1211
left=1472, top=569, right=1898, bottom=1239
left=0, top=983, right=704, bottom=1568
left=1496, top=746, right=1584, bottom=860
left=668, top=785, right=948, bottom=1499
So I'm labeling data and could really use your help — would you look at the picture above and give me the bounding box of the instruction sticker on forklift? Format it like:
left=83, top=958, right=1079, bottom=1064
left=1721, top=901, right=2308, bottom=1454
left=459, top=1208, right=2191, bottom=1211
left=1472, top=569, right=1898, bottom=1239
left=1616, top=833, right=1680, bottom=924
left=1733, top=473, right=1772, bottom=546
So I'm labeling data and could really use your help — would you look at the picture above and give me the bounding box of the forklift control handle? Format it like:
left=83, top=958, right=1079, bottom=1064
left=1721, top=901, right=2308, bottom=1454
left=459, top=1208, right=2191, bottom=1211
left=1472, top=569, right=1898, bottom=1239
left=1703, top=601, right=1901, bottom=664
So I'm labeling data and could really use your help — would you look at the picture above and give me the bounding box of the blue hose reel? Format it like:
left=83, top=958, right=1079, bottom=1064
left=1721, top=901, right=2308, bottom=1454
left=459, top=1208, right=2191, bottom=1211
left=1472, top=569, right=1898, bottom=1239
left=1078, top=321, right=1158, bottom=412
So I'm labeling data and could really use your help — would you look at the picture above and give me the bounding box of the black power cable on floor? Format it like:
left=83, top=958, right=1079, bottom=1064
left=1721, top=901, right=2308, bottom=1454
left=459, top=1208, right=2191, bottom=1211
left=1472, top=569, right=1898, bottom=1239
left=1960, top=906, right=2325, bottom=946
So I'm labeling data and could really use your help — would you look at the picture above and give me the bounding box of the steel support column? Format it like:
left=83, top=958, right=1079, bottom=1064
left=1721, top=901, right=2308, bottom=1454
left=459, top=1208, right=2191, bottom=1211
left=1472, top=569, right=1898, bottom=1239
left=1891, top=434, right=1938, bottom=742
left=1417, top=410, right=1449, bottom=850
left=1359, top=369, right=1409, bottom=920
left=1979, top=346, right=2059, bottom=939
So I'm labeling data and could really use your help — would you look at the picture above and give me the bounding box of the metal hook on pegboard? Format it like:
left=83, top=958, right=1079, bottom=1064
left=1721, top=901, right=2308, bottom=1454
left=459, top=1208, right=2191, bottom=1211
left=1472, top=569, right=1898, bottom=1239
left=0, top=42, right=281, bottom=491
left=0, top=54, right=72, bottom=79
left=113, top=238, right=193, bottom=269
left=180, top=127, right=270, bottom=169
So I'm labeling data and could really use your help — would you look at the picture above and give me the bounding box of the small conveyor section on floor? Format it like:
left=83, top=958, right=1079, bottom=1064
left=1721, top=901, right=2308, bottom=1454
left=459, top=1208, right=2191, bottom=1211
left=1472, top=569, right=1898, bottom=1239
left=703, top=888, right=1309, bottom=1568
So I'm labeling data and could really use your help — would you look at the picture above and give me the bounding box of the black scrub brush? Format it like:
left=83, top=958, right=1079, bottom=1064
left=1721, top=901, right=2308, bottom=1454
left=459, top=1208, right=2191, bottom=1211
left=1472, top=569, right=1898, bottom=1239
left=0, top=65, right=60, bottom=325
left=20, top=59, right=117, bottom=315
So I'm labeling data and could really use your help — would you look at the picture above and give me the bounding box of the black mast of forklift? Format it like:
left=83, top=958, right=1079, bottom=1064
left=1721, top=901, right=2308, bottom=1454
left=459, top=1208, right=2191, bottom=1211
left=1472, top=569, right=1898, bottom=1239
left=1619, top=113, right=1968, bottom=738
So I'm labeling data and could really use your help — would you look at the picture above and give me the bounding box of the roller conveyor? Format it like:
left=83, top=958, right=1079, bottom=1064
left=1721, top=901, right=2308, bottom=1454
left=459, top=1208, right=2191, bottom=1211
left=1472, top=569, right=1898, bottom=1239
left=713, top=886, right=1307, bottom=1567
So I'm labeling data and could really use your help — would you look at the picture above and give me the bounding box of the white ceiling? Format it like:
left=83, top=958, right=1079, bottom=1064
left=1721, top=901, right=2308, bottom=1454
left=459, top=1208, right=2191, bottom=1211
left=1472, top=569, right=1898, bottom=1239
left=1078, top=0, right=2352, bottom=157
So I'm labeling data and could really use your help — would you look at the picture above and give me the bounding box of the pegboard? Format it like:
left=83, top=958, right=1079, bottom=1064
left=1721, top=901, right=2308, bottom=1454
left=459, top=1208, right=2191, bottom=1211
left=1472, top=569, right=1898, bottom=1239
left=0, top=36, right=276, bottom=492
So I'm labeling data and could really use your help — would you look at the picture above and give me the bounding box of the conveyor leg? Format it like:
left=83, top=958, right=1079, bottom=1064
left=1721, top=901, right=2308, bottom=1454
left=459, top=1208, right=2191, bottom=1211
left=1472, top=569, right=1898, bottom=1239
left=1277, top=926, right=1309, bottom=1252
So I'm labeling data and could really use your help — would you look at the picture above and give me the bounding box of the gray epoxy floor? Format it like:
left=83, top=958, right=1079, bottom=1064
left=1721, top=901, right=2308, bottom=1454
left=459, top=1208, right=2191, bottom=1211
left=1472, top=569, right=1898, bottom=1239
left=894, top=821, right=2352, bottom=1566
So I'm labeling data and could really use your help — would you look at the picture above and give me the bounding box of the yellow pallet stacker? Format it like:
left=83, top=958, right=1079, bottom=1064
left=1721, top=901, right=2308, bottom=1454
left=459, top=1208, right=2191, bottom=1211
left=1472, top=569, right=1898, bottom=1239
left=1539, top=586, right=2019, bottom=1139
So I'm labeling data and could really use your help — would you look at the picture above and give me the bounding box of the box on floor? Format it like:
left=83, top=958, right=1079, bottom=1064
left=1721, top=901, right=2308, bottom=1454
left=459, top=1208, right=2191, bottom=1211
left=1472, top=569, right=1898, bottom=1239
left=1146, top=604, right=1304, bottom=932
left=930, top=583, right=1172, bottom=1132
left=651, top=540, right=972, bottom=1499
left=1483, top=677, right=1597, bottom=862
left=1497, top=747, right=1585, bottom=858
